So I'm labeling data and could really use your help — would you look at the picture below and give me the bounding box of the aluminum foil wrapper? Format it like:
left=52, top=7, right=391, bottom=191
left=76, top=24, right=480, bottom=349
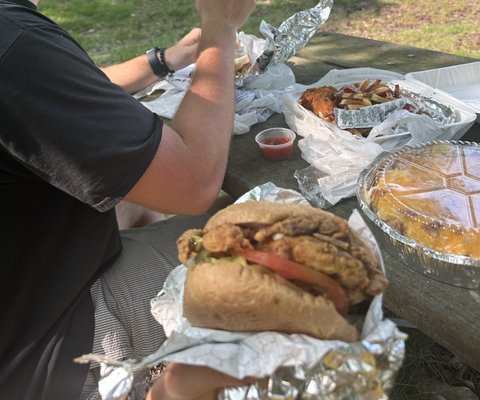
left=259, top=0, right=333, bottom=65
left=75, top=183, right=406, bottom=400
left=236, top=0, right=333, bottom=86
left=334, top=85, right=456, bottom=131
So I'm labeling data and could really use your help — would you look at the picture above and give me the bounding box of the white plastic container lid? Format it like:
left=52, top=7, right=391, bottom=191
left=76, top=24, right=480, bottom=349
left=406, top=61, right=480, bottom=114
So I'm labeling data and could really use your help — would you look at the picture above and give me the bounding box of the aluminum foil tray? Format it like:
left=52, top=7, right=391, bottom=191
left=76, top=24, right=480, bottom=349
left=357, top=140, right=480, bottom=289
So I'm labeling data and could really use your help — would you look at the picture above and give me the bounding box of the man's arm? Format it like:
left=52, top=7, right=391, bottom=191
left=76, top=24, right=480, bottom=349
left=101, top=28, right=201, bottom=94
left=124, top=0, right=256, bottom=216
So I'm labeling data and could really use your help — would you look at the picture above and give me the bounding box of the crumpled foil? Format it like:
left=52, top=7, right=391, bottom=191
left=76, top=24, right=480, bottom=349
left=264, top=0, right=334, bottom=65
left=335, top=98, right=414, bottom=130
left=75, top=182, right=407, bottom=400
left=234, top=0, right=333, bottom=86
left=334, top=84, right=456, bottom=130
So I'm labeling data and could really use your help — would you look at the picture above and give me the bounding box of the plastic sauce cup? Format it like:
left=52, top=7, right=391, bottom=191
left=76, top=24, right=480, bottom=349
left=255, top=128, right=296, bottom=161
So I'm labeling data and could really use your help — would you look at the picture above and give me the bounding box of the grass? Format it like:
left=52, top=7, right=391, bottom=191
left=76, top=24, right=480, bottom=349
left=320, top=0, right=480, bottom=59
left=39, top=0, right=319, bottom=66
left=39, top=0, right=479, bottom=66
left=390, top=327, right=480, bottom=399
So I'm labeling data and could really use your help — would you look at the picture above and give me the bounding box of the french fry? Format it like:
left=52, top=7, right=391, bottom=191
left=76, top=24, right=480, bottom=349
left=357, top=79, right=370, bottom=91
left=394, top=84, right=400, bottom=97
left=372, top=86, right=391, bottom=95
left=362, top=98, right=372, bottom=106
left=339, top=99, right=365, bottom=106
left=366, top=79, right=382, bottom=92
left=346, top=104, right=363, bottom=110
left=370, top=93, right=392, bottom=103
left=352, top=93, right=366, bottom=99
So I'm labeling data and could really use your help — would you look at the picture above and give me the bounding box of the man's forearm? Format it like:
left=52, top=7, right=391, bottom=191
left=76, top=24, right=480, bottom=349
left=170, top=27, right=237, bottom=188
left=101, top=55, right=159, bottom=94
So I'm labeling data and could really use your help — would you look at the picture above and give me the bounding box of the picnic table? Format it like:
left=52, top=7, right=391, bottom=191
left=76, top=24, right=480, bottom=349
left=222, top=32, right=480, bottom=371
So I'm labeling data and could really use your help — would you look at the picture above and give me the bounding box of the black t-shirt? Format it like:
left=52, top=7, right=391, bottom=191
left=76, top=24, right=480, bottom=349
left=0, top=1, right=163, bottom=398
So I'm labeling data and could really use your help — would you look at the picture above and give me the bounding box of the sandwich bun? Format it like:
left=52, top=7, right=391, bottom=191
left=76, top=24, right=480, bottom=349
left=183, top=260, right=358, bottom=342
left=234, top=54, right=251, bottom=75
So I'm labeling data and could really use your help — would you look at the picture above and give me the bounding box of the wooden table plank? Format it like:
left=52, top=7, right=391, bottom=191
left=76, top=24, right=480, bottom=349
left=223, top=32, right=480, bottom=371
left=293, top=32, right=479, bottom=76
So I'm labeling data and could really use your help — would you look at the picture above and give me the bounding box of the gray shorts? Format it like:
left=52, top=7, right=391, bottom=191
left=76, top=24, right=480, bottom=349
left=80, top=214, right=209, bottom=400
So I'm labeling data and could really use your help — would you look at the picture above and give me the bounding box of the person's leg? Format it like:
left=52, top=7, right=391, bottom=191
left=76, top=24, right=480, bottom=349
left=80, top=214, right=209, bottom=400
left=116, top=200, right=166, bottom=229
left=115, top=192, right=234, bottom=230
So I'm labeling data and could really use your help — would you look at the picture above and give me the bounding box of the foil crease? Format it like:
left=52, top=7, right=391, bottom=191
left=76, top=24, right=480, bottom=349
left=75, top=183, right=407, bottom=400
left=401, top=87, right=456, bottom=125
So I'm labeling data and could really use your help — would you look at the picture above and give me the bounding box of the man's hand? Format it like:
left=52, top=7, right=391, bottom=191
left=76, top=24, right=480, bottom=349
left=164, top=28, right=202, bottom=72
left=146, top=363, right=258, bottom=400
left=195, top=0, right=256, bottom=34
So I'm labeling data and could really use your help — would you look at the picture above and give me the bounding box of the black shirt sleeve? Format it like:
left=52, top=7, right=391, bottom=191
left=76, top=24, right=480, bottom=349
left=1, top=24, right=162, bottom=211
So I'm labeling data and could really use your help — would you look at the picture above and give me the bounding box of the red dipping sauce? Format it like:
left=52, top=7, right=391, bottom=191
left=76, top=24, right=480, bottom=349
left=262, top=137, right=291, bottom=146
left=255, top=128, right=296, bottom=162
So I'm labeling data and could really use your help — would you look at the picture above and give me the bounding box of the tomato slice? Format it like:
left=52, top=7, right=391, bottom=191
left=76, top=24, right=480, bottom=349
left=238, top=250, right=349, bottom=315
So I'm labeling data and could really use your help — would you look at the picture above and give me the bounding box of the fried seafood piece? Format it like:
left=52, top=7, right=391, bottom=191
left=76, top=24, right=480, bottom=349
left=298, top=86, right=337, bottom=122
left=177, top=228, right=204, bottom=263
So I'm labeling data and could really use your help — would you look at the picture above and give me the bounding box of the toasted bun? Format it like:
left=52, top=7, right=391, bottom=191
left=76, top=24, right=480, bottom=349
left=183, top=261, right=358, bottom=342
left=234, top=54, right=250, bottom=73
left=205, top=200, right=348, bottom=230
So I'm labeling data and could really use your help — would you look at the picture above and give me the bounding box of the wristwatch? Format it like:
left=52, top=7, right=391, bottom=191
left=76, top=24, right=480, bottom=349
left=146, top=47, right=174, bottom=77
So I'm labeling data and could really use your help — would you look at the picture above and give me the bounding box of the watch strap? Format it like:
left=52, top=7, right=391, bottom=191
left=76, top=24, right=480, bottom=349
left=146, top=47, right=174, bottom=77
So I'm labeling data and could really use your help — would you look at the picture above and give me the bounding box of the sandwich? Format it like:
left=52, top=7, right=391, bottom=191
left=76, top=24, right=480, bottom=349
left=234, top=54, right=251, bottom=76
left=177, top=201, right=388, bottom=342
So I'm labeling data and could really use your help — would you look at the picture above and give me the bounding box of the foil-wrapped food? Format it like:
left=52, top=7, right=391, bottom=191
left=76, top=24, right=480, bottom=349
left=357, top=140, right=480, bottom=289
left=233, top=0, right=334, bottom=86
left=297, top=78, right=456, bottom=137
left=177, top=200, right=389, bottom=343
